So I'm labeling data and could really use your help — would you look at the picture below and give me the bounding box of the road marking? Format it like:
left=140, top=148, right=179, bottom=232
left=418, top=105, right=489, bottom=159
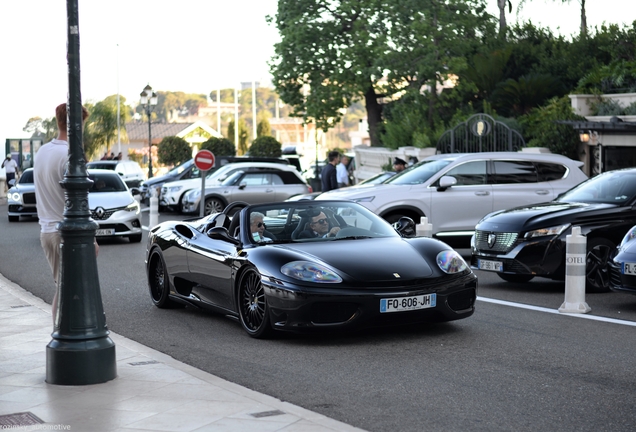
left=477, top=296, right=636, bottom=327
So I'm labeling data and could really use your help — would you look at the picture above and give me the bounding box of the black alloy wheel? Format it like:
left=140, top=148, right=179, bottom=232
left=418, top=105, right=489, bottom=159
left=237, top=267, right=273, bottom=338
left=204, top=197, right=225, bottom=216
left=585, top=238, right=614, bottom=293
left=148, top=250, right=179, bottom=308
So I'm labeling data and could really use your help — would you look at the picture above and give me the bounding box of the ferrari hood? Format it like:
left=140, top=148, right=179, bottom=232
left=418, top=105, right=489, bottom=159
left=280, top=237, right=434, bottom=281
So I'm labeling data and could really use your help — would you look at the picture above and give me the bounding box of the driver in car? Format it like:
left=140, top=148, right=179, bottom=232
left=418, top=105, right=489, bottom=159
left=299, top=210, right=340, bottom=239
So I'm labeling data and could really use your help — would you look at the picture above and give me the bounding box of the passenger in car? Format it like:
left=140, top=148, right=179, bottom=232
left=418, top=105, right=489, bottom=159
left=250, top=212, right=274, bottom=242
left=298, top=210, right=340, bottom=239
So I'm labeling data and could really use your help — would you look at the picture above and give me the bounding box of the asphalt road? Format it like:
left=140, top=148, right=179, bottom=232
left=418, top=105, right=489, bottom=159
left=2, top=203, right=636, bottom=432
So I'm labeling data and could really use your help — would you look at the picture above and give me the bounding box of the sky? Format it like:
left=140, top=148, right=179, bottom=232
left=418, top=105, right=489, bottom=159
left=1, top=0, right=635, bottom=142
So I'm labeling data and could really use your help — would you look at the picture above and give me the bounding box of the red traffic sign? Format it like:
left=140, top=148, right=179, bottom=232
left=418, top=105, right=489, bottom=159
left=194, top=150, right=215, bottom=171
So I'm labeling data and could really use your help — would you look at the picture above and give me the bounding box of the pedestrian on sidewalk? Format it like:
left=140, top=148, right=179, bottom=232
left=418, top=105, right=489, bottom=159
left=321, top=151, right=340, bottom=192
left=2, top=154, right=19, bottom=190
left=336, top=155, right=350, bottom=188
left=33, top=103, right=94, bottom=323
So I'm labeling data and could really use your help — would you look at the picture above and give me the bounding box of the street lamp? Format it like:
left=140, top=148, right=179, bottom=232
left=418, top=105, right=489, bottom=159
left=140, top=84, right=158, bottom=178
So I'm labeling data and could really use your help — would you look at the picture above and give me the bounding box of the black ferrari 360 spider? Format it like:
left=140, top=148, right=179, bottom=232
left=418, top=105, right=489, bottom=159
left=145, top=200, right=477, bottom=338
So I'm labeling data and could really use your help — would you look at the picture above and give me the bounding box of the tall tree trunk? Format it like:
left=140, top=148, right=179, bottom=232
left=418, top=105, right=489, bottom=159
left=497, top=0, right=507, bottom=38
left=580, top=0, right=587, bottom=36
left=363, top=85, right=383, bottom=147
left=428, top=80, right=438, bottom=129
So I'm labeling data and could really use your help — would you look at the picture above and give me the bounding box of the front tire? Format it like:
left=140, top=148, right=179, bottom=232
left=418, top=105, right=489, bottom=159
left=497, top=273, right=535, bottom=283
left=148, top=249, right=179, bottom=308
left=585, top=237, right=614, bottom=293
left=237, top=267, right=273, bottom=338
left=204, top=197, right=225, bottom=216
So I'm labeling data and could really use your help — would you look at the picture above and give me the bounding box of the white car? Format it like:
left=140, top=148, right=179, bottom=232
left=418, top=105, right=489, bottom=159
left=316, top=152, right=588, bottom=247
left=160, top=161, right=296, bottom=212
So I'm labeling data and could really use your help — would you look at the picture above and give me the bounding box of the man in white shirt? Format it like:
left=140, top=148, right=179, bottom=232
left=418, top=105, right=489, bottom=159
left=336, top=155, right=350, bottom=188
left=34, top=103, right=90, bottom=321
left=2, top=154, right=19, bottom=190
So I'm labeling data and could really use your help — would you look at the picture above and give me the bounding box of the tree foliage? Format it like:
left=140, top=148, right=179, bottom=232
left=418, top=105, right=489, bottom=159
left=249, top=136, right=282, bottom=157
left=519, top=96, right=585, bottom=159
left=270, top=0, right=494, bottom=147
left=83, top=95, right=130, bottom=159
left=157, top=136, right=191, bottom=166
left=201, top=136, right=236, bottom=156
left=23, top=116, right=58, bottom=142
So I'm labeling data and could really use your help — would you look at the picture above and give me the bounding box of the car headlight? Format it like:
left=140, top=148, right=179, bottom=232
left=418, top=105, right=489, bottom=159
left=167, top=185, right=182, bottom=192
left=352, top=196, right=374, bottom=203
left=126, top=201, right=140, bottom=212
left=10, top=192, right=21, bottom=202
left=620, top=226, right=636, bottom=249
left=524, top=224, right=570, bottom=239
left=281, top=261, right=342, bottom=283
left=436, top=250, right=468, bottom=274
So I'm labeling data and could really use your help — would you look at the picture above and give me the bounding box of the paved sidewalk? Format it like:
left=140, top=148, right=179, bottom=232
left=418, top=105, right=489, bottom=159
left=0, top=273, right=364, bottom=432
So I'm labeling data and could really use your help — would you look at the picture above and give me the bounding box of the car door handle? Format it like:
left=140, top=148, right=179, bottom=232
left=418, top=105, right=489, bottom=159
left=474, top=191, right=490, bottom=196
left=535, top=190, right=550, bottom=195
left=266, top=189, right=274, bottom=193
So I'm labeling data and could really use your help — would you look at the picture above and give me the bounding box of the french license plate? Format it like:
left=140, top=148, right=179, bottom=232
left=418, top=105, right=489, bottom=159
left=478, top=259, right=503, bottom=272
left=622, top=262, right=636, bottom=275
left=95, top=229, right=115, bottom=236
left=380, top=294, right=436, bottom=313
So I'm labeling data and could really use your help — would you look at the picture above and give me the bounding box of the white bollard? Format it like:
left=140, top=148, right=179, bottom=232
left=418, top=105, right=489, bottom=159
left=416, top=216, right=433, bottom=238
left=149, top=195, right=159, bottom=229
left=558, top=226, right=591, bottom=314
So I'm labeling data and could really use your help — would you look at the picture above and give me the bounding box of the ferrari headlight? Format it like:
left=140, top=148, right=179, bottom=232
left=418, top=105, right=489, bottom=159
left=620, top=226, right=636, bottom=249
left=436, top=250, right=468, bottom=274
left=281, top=261, right=342, bottom=283
left=524, top=224, right=570, bottom=239
left=10, top=192, right=21, bottom=202
left=352, top=196, right=374, bottom=203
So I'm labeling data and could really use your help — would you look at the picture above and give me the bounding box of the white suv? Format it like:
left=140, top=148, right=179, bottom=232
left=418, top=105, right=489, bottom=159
left=316, top=152, right=588, bottom=246
left=161, top=161, right=298, bottom=213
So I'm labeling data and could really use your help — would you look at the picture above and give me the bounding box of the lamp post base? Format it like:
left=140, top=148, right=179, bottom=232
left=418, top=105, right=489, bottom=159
left=46, top=337, right=117, bottom=385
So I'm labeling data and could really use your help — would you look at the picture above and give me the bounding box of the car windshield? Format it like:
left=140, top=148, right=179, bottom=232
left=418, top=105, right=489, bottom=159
left=167, top=160, right=193, bottom=176
left=557, top=170, right=636, bottom=205
left=18, top=170, right=34, bottom=184
left=86, top=162, right=115, bottom=170
left=244, top=201, right=400, bottom=244
left=221, top=171, right=245, bottom=186
left=384, top=159, right=452, bottom=185
left=88, top=173, right=127, bottom=193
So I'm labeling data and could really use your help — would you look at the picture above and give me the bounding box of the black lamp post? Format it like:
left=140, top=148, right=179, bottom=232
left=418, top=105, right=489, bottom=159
left=46, top=0, right=117, bottom=385
left=140, top=85, right=157, bottom=178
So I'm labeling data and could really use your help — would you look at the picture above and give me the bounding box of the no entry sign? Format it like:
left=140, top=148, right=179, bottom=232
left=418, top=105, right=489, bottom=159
left=194, top=150, right=215, bottom=171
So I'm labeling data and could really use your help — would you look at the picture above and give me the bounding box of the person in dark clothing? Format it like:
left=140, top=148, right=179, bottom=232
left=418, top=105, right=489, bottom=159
left=321, top=151, right=340, bottom=192
left=298, top=210, right=340, bottom=239
left=393, top=157, right=407, bottom=172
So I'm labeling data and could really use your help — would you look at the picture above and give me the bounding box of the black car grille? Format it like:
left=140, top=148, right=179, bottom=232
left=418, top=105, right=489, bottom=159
left=91, top=206, right=126, bottom=220
left=22, top=193, right=36, bottom=204
left=474, top=230, right=519, bottom=253
left=310, top=302, right=359, bottom=324
left=609, top=264, right=623, bottom=288
left=447, top=289, right=476, bottom=312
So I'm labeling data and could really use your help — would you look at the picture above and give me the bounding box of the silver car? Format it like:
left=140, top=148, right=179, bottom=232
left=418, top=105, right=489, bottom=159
left=317, top=152, right=589, bottom=246
left=88, top=169, right=143, bottom=242
left=7, top=168, right=37, bottom=221
left=181, top=166, right=310, bottom=215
